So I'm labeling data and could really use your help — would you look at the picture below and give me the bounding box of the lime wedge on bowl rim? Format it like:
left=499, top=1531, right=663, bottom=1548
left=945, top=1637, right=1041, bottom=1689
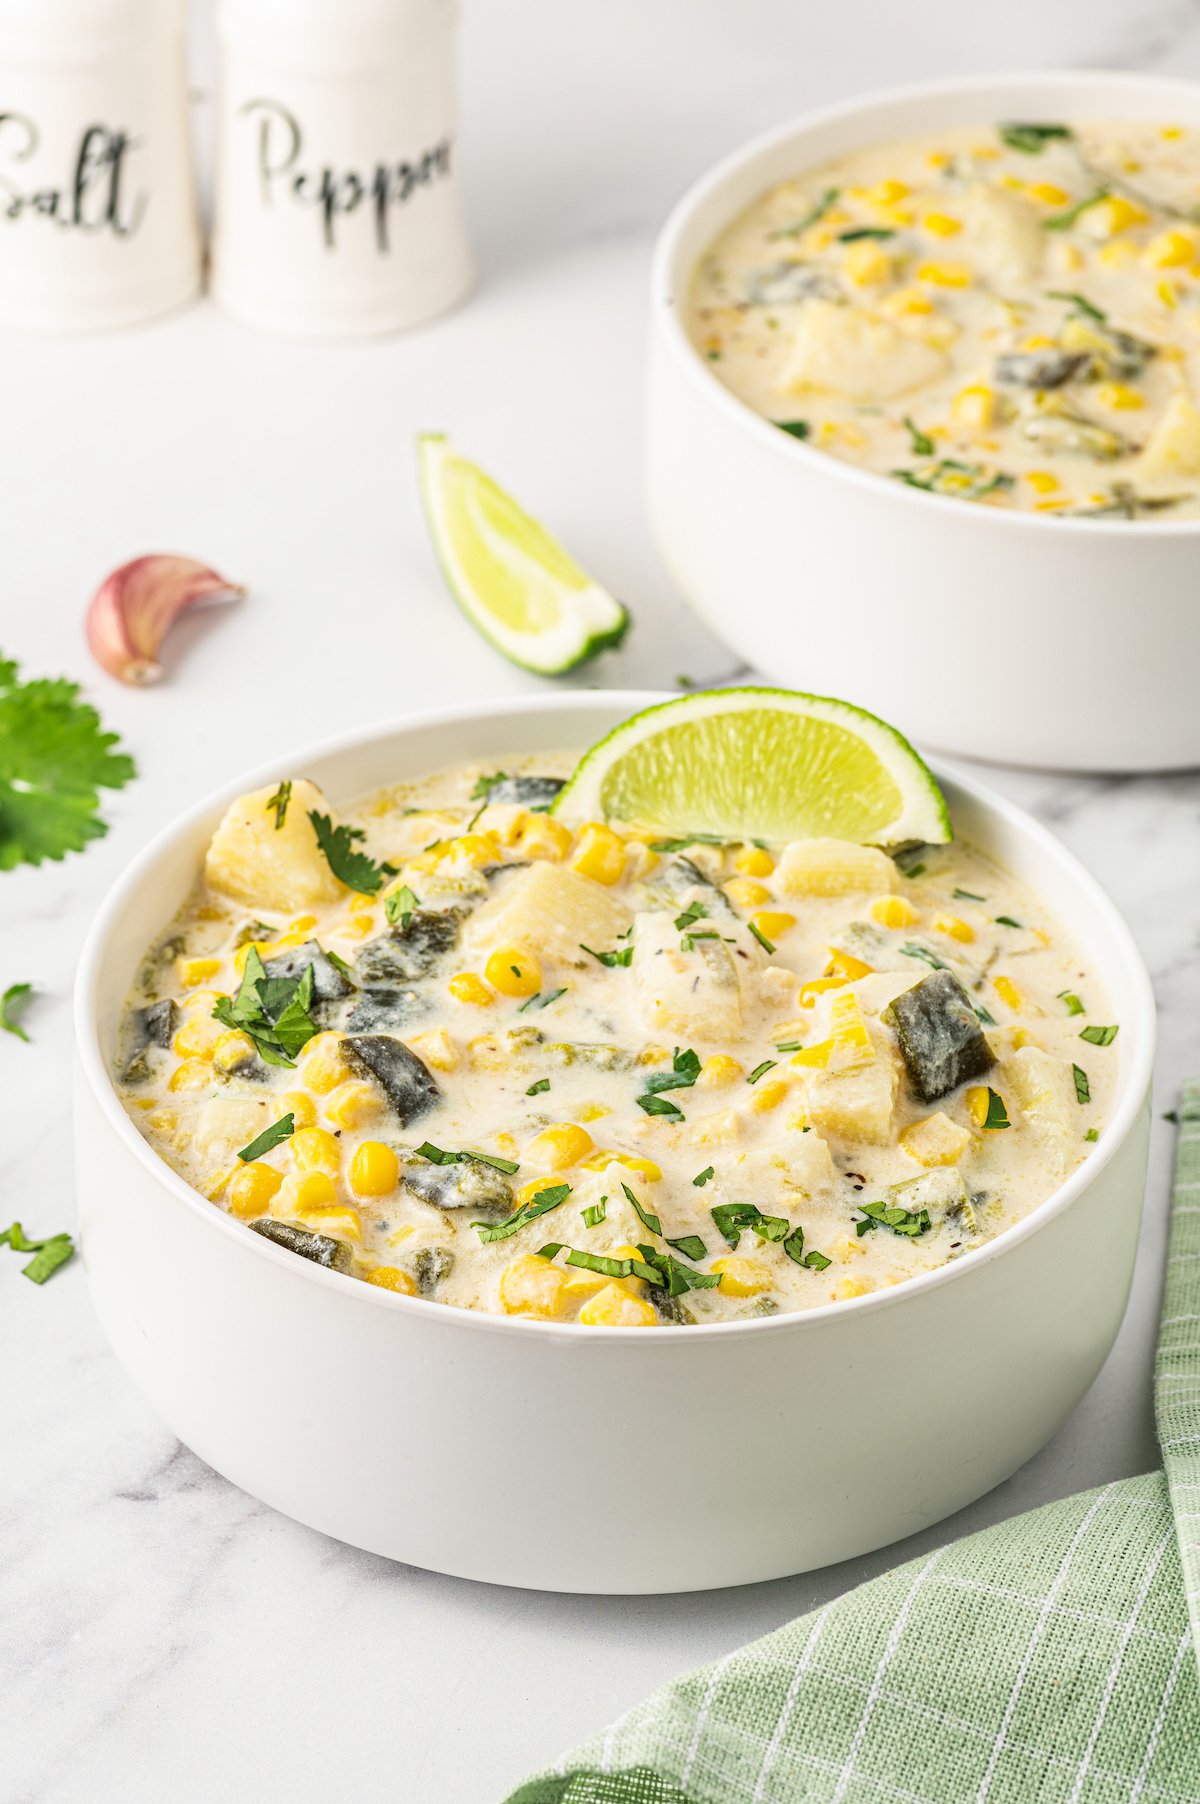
left=552, top=687, right=951, bottom=848
left=418, top=434, right=630, bottom=675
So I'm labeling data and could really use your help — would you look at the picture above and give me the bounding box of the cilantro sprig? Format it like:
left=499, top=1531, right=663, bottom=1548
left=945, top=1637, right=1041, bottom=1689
left=237, top=1113, right=295, bottom=1163
left=1, top=981, right=33, bottom=1041
left=308, top=810, right=396, bottom=896
left=0, top=655, right=136, bottom=871
left=1, top=1219, right=75, bottom=1284
left=212, top=947, right=318, bottom=1068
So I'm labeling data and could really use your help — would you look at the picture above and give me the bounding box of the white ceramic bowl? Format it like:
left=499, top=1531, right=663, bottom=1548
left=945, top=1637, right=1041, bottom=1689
left=75, top=692, right=1155, bottom=1593
left=647, top=70, right=1200, bottom=772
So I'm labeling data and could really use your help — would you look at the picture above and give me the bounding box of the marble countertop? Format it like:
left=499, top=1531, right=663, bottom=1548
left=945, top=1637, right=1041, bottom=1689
left=5, top=2, right=1200, bottom=1798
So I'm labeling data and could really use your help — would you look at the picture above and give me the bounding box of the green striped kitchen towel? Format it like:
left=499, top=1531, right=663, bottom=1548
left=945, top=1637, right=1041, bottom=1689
left=506, top=1084, right=1200, bottom=1804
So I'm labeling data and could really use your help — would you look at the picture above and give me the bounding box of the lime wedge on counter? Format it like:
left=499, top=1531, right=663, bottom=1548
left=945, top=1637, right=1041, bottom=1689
left=552, top=688, right=951, bottom=847
left=417, top=434, right=630, bottom=674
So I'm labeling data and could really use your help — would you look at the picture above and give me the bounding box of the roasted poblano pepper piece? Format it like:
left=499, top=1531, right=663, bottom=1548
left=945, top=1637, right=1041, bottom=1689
left=262, top=939, right=354, bottom=1003
left=747, top=261, right=839, bottom=306
left=885, top=969, right=995, bottom=1103
left=345, top=987, right=429, bottom=1033
left=483, top=775, right=565, bottom=809
left=248, top=1218, right=354, bottom=1271
left=887, top=1167, right=973, bottom=1227
left=343, top=1033, right=440, bottom=1122
left=410, top=1245, right=455, bottom=1295
left=402, top=1158, right=514, bottom=1217
left=995, top=349, right=1087, bottom=389
left=1021, top=407, right=1127, bottom=461
left=649, top=855, right=738, bottom=920
left=122, top=998, right=179, bottom=1082
left=353, top=909, right=460, bottom=984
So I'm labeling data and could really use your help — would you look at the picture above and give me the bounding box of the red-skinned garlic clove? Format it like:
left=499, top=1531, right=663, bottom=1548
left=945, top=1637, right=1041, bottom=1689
left=86, top=554, right=246, bottom=685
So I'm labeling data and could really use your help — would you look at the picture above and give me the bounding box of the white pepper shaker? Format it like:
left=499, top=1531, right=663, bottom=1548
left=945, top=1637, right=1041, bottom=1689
left=211, top=0, right=475, bottom=339
left=0, top=0, right=201, bottom=333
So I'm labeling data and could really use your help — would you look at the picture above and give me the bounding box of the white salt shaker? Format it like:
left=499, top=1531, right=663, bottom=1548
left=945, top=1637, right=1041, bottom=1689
left=212, top=0, right=475, bottom=339
left=0, top=0, right=201, bottom=333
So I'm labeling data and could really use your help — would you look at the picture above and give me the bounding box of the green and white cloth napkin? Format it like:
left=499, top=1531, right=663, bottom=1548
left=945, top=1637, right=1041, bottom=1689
left=507, top=1084, right=1200, bottom=1804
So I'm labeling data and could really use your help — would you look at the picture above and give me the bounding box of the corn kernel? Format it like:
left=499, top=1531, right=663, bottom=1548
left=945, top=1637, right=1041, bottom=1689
left=843, top=240, right=891, bottom=285
left=340, top=914, right=376, bottom=941
left=825, top=948, right=874, bottom=980
left=734, top=845, right=774, bottom=877
left=790, top=1039, right=834, bottom=1070
left=1025, top=470, right=1060, bottom=494
left=900, top=1113, right=972, bottom=1167
left=712, top=1255, right=772, bottom=1297
left=211, top=1029, right=256, bottom=1073
left=1095, top=381, right=1145, bottom=411
left=405, top=1027, right=459, bottom=1073
left=279, top=1091, right=317, bottom=1130
left=569, top=823, right=626, bottom=885
left=575, top=1102, right=611, bottom=1124
left=966, top=1086, right=991, bottom=1127
left=178, top=955, right=222, bottom=988
left=202, top=1167, right=235, bottom=1202
left=181, top=987, right=225, bottom=1015
left=934, top=913, right=975, bottom=943
left=449, top=972, right=494, bottom=1007
left=366, top=1265, right=417, bottom=1295
left=447, top=831, right=503, bottom=868
left=917, top=261, right=971, bottom=287
left=173, top=1015, right=224, bottom=1060
left=724, top=877, right=771, bottom=910
left=228, top=1162, right=284, bottom=1219
left=688, top=1108, right=741, bottom=1147
left=298, top=1031, right=348, bottom=1095
left=350, top=1140, right=400, bottom=1198
left=347, top=892, right=375, bottom=915
left=865, top=179, right=909, bottom=204
left=512, top=814, right=573, bottom=862
left=922, top=211, right=961, bottom=236
left=167, top=1058, right=210, bottom=1093
left=1162, top=125, right=1185, bottom=139
left=1027, top=182, right=1070, bottom=206
left=952, top=384, right=995, bottom=430
left=1088, top=194, right=1148, bottom=237
left=993, top=974, right=1023, bottom=1011
left=1097, top=239, right=1139, bottom=269
left=870, top=895, right=918, bottom=929
left=830, top=993, right=875, bottom=1068
left=562, top=1269, right=611, bottom=1300
left=299, top=1203, right=361, bottom=1242
left=1158, top=279, right=1180, bottom=309
left=835, top=1277, right=871, bottom=1301
left=291, top=1126, right=341, bottom=1176
left=750, top=1078, right=789, bottom=1114
left=526, top=1122, right=594, bottom=1170
left=578, top=1283, right=657, bottom=1327
left=324, top=1081, right=381, bottom=1129
left=1145, top=227, right=1200, bottom=268
left=484, top=946, right=541, bottom=999
left=499, top=1253, right=570, bottom=1319
left=751, top=910, right=796, bottom=943
left=798, top=975, right=848, bottom=1007
left=698, top=1054, right=743, bottom=1087
left=285, top=1170, right=339, bottom=1212
left=879, top=286, right=934, bottom=316
left=583, top=1151, right=662, bottom=1181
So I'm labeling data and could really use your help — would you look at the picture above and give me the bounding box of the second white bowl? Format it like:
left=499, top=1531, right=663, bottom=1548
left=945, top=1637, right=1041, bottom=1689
left=647, top=70, right=1200, bottom=771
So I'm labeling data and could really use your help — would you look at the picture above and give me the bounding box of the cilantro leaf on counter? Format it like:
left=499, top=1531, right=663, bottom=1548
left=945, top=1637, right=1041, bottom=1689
left=0, top=981, right=33, bottom=1041
left=265, top=780, right=292, bottom=829
left=1, top=1219, right=75, bottom=1284
left=309, top=810, right=396, bottom=896
left=237, top=1113, right=295, bottom=1163
left=0, top=655, right=136, bottom=871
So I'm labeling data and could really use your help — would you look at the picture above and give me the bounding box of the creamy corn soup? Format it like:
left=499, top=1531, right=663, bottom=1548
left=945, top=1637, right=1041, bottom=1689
left=687, top=119, right=1200, bottom=517
left=117, top=763, right=1117, bottom=1326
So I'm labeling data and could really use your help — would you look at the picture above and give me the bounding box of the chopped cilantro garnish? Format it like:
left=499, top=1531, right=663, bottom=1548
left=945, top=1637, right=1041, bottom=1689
left=748, top=1059, right=777, bottom=1084
left=266, top=780, right=292, bottom=829
left=635, top=1243, right=722, bottom=1296
left=840, top=225, right=895, bottom=241
left=582, top=1199, right=607, bottom=1229
left=1044, top=188, right=1109, bottom=232
left=999, top=122, right=1073, bottom=154
left=1046, top=289, right=1107, bottom=322
left=952, top=887, right=985, bottom=902
left=520, top=987, right=566, bottom=1012
left=981, top=1087, right=1010, bottom=1130
left=622, top=1182, right=662, bottom=1238
left=1, top=1219, right=75, bottom=1284
left=326, top=949, right=353, bottom=981
left=308, top=810, right=394, bottom=895
left=641, top=1047, right=701, bottom=1097
left=470, top=771, right=509, bottom=801
left=1084, top=1128, right=1099, bottom=1143
left=649, top=832, right=726, bottom=854
left=237, top=1113, right=295, bottom=1162
left=901, top=943, right=949, bottom=971
left=637, top=1094, right=685, bottom=1120
left=693, top=1166, right=715, bottom=1188
left=667, top=1234, right=708, bottom=1261
left=782, top=1223, right=831, bottom=1269
left=535, top=1242, right=564, bottom=1261
left=1, top=981, right=33, bottom=1041
left=580, top=942, right=633, bottom=968
left=710, top=1202, right=787, bottom=1250
left=1058, top=989, right=1086, bottom=1016
left=775, top=419, right=811, bottom=440
left=526, top=1078, right=550, bottom=1095
left=566, top=1246, right=662, bottom=1285
left=770, top=184, right=839, bottom=239
left=1073, top=1064, right=1090, bottom=1105
left=475, top=1182, right=571, bottom=1243
left=0, top=654, right=136, bottom=871
left=995, top=915, right=1023, bottom=929
left=213, top=949, right=318, bottom=1068
left=674, top=900, right=708, bottom=931
left=384, top=884, right=420, bottom=927
left=1080, top=1024, right=1119, bottom=1046
left=414, top=1141, right=520, bottom=1175
left=903, top=415, right=935, bottom=457
left=856, top=1200, right=932, bottom=1239
left=747, top=920, right=775, bottom=955
left=974, top=1001, right=997, bottom=1027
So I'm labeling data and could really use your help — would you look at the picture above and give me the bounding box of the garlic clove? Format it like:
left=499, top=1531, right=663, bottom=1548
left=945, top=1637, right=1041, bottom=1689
left=86, top=554, right=246, bottom=685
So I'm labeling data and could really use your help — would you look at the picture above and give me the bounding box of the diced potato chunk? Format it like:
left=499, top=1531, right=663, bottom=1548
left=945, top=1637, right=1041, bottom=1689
left=1005, top=1046, right=1077, bottom=1169
left=795, top=1055, right=898, bottom=1145
left=781, top=299, right=948, bottom=402
left=961, top=184, right=1043, bottom=283
left=1135, top=391, right=1200, bottom=486
left=729, top=1131, right=836, bottom=1200
left=465, top=862, right=630, bottom=968
left=205, top=779, right=343, bottom=913
left=900, top=1112, right=972, bottom=1167
left=192, top=1096, right=280, bottom=1164
left=631, top=908, right=742, bottom=1041
left=777, top=838, right=896, bottom=899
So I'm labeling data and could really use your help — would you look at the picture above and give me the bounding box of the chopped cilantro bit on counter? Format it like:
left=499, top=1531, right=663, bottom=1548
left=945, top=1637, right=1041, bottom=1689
left=1080, top=1024, right=1119, bottom=1046
left=693, top=1166, right=715, bottom=1188
left=309, top=810, right=395, bottom=895
left=237, top=1113, right=295, bottom=1162
left=1, top=1219, right=75, bottom=1284
left=0, top=981, right=33, bottom=1041
left=0, top=654, right=136, bottom=871
left=1073, top=1064, right=1091, bottom=1105
left=385, top=884, right=420, bottom=927
left=265, top=780, right=291, bottom=829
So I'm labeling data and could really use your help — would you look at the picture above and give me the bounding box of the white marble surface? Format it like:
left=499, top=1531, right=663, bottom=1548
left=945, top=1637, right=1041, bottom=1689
left=4, top=2, right=1200, bottom=1798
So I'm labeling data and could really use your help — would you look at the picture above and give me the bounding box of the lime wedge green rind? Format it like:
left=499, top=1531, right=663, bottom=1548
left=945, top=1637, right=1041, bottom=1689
left=417, top=434, right=630, bottom=675
left=552, top=687, right=952, bottom=849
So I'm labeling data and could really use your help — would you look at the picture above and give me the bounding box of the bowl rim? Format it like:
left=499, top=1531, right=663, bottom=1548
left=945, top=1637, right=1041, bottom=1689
left=651, top=64, right=1200, bottom=539
left=74, top=688, right=1157, bottom=1342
